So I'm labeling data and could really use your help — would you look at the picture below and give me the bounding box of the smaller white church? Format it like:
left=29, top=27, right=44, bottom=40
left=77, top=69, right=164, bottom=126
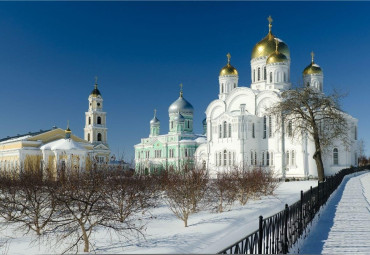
left=195, top=16, right=359, bottom=178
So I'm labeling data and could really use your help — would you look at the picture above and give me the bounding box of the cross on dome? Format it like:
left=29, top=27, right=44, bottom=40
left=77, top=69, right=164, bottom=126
left=227, top=53, right=231, bottom=65
left=311, top=51, right=315, bottom=63
left=268, top=15, right=273, bottom=33
left=179, top=83, right=183, bottom=98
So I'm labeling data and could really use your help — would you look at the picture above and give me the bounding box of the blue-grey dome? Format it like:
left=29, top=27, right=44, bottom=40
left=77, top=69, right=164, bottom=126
left=150, top=116, right=160, bottom=125
left=173, top=112, right=185, bottom=122
left=169, top=96, right=194, bottom=115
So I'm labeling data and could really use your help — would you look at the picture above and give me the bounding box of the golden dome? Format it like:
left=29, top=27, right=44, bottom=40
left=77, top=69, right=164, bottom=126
left=303, top=52, right=323, bottom=75
left=251, top=16, right=290, bottom=59
left=219, top=53, right=238, bottom=76
left=267, top=51, right=288, bottom=64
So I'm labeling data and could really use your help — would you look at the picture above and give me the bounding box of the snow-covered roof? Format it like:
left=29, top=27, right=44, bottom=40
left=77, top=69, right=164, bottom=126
left=195, top=137, right=207, bottom=144
left=40, top=138, right=86, bottom=151
left=0, top=128, right=55, bottom=143
left=0, top=135, right=32, bottom=144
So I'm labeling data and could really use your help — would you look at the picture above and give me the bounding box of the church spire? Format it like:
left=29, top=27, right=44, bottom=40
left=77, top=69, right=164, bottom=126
left=179, top=83, right=183, bottom=98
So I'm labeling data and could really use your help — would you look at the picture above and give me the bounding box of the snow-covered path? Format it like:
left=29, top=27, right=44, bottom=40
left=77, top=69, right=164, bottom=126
left=300, top=171, right=370, bottom=254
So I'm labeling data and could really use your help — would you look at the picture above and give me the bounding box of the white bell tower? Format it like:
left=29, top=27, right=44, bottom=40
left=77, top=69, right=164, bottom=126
left=84, top=77, right=108, bottom=146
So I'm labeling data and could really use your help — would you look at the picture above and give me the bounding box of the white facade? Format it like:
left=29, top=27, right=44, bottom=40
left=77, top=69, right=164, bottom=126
left=195, top=18, right=359, bottom=178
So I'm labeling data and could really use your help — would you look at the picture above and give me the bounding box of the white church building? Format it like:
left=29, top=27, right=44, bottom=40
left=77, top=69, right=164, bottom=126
left=195, top=17, right=359, bottom=179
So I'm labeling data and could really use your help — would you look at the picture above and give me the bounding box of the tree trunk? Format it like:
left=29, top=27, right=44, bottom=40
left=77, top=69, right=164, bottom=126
left=80, top=223, right=89, bottom=252
left=313, top=140, right=325, bottom=182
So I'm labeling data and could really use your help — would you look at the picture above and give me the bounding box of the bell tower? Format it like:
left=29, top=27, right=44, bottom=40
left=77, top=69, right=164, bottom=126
left=84, top=77, right=108, bottom=146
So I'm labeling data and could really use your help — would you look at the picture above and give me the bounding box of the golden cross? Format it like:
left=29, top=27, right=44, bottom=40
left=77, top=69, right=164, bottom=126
left=268, top=15, right=273, bottom=32
left=226, top=53, right=231, bottom=64
left=311, top=51, right=315, bottom=63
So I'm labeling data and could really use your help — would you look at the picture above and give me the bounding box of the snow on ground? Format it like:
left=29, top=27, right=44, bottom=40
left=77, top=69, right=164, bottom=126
left=0, top=180, right=317, bottom=254
left=299, top=171, right=370, bottom=254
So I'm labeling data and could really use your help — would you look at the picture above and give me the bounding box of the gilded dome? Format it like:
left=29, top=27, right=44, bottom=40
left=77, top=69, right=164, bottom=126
left=90, top=84, right=101, bottom=97
left=267, top=51, right=288, bottom=64
left=219, top=53, right=238, bottom=76
left=303, top=52, right=323, bottom=75
left=252, top=33, right=290, bottom=59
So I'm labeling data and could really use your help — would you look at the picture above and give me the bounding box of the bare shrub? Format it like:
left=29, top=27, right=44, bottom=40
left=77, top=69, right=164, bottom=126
left=164, top=166, right=209, bottom=227
left=210, top=171, right=238, bottom=213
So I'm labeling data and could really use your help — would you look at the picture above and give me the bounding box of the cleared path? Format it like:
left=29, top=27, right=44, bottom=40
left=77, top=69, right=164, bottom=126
left=300, top=171, right=370, bottom=254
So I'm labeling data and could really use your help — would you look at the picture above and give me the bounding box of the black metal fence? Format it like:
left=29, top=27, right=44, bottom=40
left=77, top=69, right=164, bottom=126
left=218, top=166, right=369, bottom=254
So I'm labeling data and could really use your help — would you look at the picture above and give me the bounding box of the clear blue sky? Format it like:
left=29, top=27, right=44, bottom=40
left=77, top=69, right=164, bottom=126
left=0, top=2, right=369, bottom=161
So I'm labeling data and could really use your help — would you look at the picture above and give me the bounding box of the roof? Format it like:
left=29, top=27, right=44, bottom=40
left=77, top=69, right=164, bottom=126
left=0, top=127, right=56, bottom=143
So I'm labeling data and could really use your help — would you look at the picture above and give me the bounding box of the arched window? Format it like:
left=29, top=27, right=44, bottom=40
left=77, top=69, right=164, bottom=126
left=264, top=66, right=267, bottom=80
left=219, top=125, right=222, bottom=138
left=291, top=150, right=295, bottom=166
left=223, top=150, right=227, bottom=166
left=333, top=148, right=339, bottom=165
left=88, top=117, right=91, bottom=125
left=263, top=116, right=267, bottom=139
left=269, top=115, right=272, bottom=138
left=229, top=151, right=232, bottom=166
left=288, top=121, right=292, bottom=137
left=252, top=123, right=255, bottom=138
left=97, top=116, right=101, bottom=125
left=221, top=83, right=224, bottom=93
left=253, top=70, right=255, bottom=82
left=187, top=120, right=190, bottom=129
left=215, top=153, right=218, bottom=166
left=228, top=123, right=232, bottom=138
left=234, top=83, right=236, bottom=88
left=284, top=72, right=286, bottom=82
left=258, top=68, right=261, bottom=81
left=251, top=151, right=253, bottom=165
left=266, top=152, right=270, bottom=166
left=262, top=152, right=265, bottom=166
left=270, top=72, right=272, bottom=83
left=223, top=121, right=227, bottom=138
left=219, top=152, right=222, bottom=166
left=254, top=152, right=257, bottom=166
left=307, top=82, right=310, bottom=87
left=286, top=151, right=290, bottom=166
left=97, top=133, right=102, bottom=142
left=87, top=133, right=90, bottom=142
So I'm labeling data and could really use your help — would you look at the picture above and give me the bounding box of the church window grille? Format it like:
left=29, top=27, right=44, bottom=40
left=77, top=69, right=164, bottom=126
left=263, top=116, right=267, bottom=139
left=288, top=121, right=292, bottom=137
left=264, top=66, right=267, bottom=80
left=266, top=152, right=270, bottom=166
left=269, top=115, right=272, bottom=137
left=229, top=123, right=232, bottom=138
left=223, top=121, right=227, bottom=138
left=254, top=152, right=257, bottom=166
left=333, top=148, right=339, bottom=165
left=286, top=151, right=290, bottom=166
left=252, top=123, right=255, bottom=138
left=88, top=117, right=91, bottom=125
left=87, top=133, right=90, bottom=142
left=97, top=133, right=102, bottom=141
left=270, top=72, right=272, bottom=83
left=258, top=68, right=261, bottom=81
left=253, top=70, right=255, bottom=82
left=219, top=125, right=222, bottom=138
left=224, top=150, right=227, bottom=166
left=97, top=116, right=101, bottom=125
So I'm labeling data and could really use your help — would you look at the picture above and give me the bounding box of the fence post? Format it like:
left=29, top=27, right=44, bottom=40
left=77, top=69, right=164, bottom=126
left=258, top=215, right=263, bottom=254
left=300, top=190, right=303, bottom=235
left=283, top=204, right=289, bottom=254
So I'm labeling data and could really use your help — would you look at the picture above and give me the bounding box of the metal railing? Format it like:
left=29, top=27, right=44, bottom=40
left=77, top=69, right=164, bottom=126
left=219, top=166, right=369, bottom=254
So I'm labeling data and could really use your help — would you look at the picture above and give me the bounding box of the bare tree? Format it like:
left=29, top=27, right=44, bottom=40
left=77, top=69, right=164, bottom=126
left=210, top=171, right=238, bottom=213
left=268, top=87, right=349, bottom=182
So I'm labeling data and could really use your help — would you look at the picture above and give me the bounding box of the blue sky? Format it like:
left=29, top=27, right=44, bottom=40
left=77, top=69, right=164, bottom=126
left=0, top=2, right=369, bottom=160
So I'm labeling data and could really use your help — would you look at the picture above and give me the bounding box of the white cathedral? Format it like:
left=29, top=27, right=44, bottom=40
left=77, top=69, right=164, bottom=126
left=194, top=17, right=359, bottom=178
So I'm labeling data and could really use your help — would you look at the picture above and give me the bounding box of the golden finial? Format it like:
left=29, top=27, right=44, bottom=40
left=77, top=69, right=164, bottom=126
left=268, top=15, right=273, bottom=33
left=311, top=51, right=315, bottom=64
left=66, top=120, right=71, bottom=132
left=226, top=53, right=231, bottom=65
left=179, top=83, right=183, bottom=98
left=274, top=38, right=279, bottom=53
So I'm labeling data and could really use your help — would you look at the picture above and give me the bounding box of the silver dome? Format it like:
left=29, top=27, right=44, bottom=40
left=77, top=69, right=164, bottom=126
left=173, top=112, right=185, bottom=122
left=150, top=116, right=160, bottom=125
left=168, top=96, right=194, bottom=114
